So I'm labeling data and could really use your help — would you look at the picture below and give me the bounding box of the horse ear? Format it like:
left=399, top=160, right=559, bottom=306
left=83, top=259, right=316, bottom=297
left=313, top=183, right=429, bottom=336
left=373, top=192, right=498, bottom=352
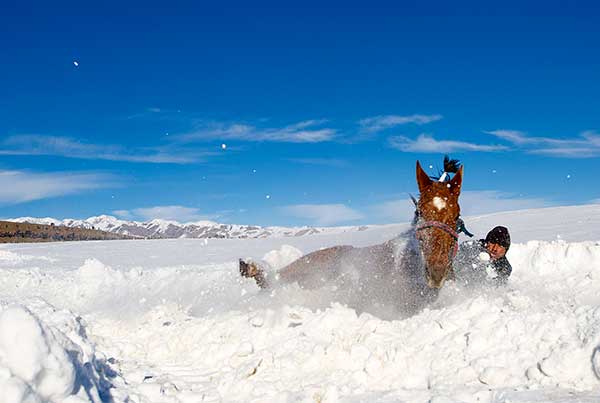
left=416, top=161, right=432, bottom=193
left=448, top=165, right=463, bottom=195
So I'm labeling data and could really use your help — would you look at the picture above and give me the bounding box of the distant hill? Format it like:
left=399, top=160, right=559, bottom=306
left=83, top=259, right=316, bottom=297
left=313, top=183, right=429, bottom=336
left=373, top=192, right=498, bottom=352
left=0, top=220, right=132, bottom=243
left=7, top=215, right=371, bottom=239
left=5, top=204, right=600, bottom=243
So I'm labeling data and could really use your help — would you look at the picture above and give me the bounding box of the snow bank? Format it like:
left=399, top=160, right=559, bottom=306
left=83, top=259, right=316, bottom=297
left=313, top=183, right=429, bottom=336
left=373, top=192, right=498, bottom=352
left=0, top=306, right=77, bottom=403
left=508, top=240, right=600, bottom=303
left=261, top=244, right=303, bottom=270
left=0, top=302, right=122, bottom=403
left=1, top=209, right=600, bottom=402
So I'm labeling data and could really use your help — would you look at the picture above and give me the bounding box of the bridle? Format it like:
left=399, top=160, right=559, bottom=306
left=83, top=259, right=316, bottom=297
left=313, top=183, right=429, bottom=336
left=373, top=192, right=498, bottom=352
left=415, top=219, right=460, bottom=259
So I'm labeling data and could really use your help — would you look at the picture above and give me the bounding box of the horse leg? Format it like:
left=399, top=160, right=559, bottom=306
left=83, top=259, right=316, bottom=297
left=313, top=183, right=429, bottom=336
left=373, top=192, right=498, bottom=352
left=239, top=245, right=353, bottom=289
left=239, top=259, right=270, bottom=288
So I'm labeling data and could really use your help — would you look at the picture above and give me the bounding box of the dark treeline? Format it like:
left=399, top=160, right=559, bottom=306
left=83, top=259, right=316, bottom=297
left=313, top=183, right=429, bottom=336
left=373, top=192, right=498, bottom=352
left=0, top=221, right=132, bottom=243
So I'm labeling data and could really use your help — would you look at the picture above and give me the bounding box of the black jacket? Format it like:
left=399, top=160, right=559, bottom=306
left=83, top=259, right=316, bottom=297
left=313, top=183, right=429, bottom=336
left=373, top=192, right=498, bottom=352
left=453, top=239, right=512, bottom=286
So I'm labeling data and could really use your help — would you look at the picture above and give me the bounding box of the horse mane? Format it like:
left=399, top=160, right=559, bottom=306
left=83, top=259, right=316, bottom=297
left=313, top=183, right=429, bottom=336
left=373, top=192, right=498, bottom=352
left=409, top=194, right=420, bottom=226
left=430, top=155, right=461, bottom=181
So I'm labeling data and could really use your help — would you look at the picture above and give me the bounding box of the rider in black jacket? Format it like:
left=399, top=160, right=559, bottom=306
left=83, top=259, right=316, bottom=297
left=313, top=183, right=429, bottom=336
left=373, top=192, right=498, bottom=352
left=454, top=226, right=513, bottom=286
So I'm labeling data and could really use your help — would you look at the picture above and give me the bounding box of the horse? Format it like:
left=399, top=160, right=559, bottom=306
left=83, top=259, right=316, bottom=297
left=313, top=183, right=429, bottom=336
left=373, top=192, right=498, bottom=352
left=240, top=158, right=463, bottom=315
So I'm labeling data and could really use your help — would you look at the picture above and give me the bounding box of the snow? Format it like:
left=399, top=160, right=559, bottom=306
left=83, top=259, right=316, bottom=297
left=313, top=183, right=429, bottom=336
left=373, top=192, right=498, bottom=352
left=183, top=220, right=219, bottom=227
left=0, top=306, right=77, bottom=402
left=433, top=196, right=447, bottom=211
left=9, top=217, right=64, bottom=227
left=261, top=244, right=303, bottom=271
left=84, top=215, right=131, bottom=231
left=1, top=205, right=600, bottom=402
left=6, top=214, right=370, bottom=239
left=0, top=303, right=116, bottom=403
left=146, top=218, right=181, bottom=232
left=7, top=215, right=131, bottom=232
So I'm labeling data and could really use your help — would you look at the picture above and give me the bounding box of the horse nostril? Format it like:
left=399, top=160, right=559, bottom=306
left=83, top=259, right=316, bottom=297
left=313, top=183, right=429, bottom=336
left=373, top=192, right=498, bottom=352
left=427, top=265, right=449, bottom=288
left=427, top=276, right=443, bottom=289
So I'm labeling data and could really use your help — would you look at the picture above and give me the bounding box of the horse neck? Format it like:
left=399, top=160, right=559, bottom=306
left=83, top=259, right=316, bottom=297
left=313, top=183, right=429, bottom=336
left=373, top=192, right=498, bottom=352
left=389, top=223, right=421, bottom=263
left=382, top=220, right=424, bottom=282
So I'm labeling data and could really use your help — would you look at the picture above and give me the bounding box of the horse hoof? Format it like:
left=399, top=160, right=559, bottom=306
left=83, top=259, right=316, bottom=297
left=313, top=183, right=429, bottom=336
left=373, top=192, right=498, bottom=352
left=239, top=259, right=260, bottom=278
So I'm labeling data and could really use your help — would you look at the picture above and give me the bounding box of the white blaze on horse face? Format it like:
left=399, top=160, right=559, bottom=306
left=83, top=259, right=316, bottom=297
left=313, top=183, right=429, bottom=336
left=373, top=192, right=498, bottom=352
left=432, top=196, right=447, bottom=211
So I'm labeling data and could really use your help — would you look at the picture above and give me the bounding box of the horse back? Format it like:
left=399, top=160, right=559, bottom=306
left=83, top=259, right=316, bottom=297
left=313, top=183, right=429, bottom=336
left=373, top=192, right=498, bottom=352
left=277, top=240, right=398, bottom=288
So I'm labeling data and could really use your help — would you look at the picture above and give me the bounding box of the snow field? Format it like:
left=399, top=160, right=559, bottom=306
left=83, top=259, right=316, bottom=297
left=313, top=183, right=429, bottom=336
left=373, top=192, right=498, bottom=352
left=1, top=207, right=600, bottom=402
left=88, top=242, right=600, bottom=402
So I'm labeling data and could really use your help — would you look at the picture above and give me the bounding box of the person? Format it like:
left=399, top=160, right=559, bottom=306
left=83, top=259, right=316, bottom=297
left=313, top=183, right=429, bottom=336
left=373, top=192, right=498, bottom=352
left=453, top=226, right=512, bottom=286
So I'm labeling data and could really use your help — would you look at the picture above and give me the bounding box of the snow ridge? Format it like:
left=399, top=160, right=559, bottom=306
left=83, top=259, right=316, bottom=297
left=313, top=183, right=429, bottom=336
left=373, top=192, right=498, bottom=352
left=7, top=215, right=370, bottom=239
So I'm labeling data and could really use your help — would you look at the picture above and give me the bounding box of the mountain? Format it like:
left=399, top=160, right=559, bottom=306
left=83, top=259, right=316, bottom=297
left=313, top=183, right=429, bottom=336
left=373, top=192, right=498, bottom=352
left=0, top=220, right=131, bottom=243
left=8, top=203, right=600, bottom=241
left=7, top=215, right=371, bottom=239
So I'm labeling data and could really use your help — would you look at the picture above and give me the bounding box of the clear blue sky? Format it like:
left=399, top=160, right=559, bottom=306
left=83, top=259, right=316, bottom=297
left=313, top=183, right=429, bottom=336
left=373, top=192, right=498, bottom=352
left=1, top=1, right=599, bottom=226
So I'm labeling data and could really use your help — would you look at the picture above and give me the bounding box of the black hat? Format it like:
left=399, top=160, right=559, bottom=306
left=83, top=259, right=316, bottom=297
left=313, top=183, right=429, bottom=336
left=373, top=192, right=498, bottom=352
left=485, top=226, right=511, bottom=250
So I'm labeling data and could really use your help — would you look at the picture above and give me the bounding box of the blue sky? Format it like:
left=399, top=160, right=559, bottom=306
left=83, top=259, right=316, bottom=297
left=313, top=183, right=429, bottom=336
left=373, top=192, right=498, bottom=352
left=1, top=1, right=599, bottom=226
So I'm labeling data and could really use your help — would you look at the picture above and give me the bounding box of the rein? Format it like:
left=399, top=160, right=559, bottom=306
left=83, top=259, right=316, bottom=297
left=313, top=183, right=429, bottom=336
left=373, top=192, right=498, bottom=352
left=415, top=220, right=460, bottom=258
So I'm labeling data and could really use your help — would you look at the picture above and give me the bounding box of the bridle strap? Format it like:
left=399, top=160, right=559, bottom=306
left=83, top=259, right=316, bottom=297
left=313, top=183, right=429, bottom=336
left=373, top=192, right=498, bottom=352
left=415, top=220, right=460, bottom=258
left=416, top=221, right=459, bottom=240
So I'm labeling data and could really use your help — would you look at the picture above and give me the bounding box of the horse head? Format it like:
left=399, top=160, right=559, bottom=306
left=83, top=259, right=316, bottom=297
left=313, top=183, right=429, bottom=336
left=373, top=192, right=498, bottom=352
left=415, top=160, right=463, bottom=289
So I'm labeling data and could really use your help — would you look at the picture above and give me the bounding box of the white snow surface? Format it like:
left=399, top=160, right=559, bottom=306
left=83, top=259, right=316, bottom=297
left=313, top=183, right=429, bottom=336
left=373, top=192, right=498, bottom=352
left=1, top=205, right=600, bottom=402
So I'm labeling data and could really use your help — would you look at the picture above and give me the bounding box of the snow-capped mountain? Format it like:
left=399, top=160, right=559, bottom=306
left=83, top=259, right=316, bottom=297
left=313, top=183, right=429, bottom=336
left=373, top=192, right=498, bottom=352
left=7, top=215, right=370, bottom=239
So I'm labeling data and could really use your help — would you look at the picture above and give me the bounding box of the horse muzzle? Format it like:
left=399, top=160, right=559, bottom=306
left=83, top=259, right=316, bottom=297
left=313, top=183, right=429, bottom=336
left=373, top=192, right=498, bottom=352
left=426, top=265, right=451, bottom=289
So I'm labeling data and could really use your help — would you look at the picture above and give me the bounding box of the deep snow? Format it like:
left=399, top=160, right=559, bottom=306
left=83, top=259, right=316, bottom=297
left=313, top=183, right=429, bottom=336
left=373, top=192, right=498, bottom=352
left=1, top=204, right=600, bottom=402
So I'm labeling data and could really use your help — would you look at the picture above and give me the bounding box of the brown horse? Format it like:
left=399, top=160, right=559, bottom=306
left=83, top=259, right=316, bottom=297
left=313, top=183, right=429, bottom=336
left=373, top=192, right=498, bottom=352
left=240, top=159, right=463, bottom=308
